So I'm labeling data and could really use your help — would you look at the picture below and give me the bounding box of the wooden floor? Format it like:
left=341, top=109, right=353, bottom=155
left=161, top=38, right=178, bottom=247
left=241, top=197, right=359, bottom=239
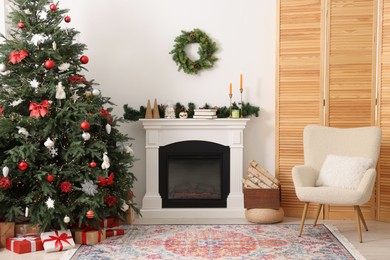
left=1, top=217, right=389, bottom=259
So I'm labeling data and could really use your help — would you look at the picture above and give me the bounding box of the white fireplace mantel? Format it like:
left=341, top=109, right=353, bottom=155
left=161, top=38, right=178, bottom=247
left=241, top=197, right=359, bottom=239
left=140, top=118, right=250, bottom=218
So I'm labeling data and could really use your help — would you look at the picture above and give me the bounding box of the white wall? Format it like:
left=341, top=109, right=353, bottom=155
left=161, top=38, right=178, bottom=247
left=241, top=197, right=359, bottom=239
left=2, top=0, right=276, bottom=209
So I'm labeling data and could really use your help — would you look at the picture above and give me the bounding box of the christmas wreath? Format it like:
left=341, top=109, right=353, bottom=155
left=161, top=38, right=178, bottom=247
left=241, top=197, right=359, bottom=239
left=169, top=28, right=218, bottom=75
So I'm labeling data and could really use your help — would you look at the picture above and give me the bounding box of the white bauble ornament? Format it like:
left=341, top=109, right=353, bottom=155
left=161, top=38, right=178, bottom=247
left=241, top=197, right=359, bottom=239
left=63, top=215, right=70, bottom=223
left=92, top=88, right=100, bottom=96
left=82, top=132, right=91, bottom=141
left=105, top=124, right=111, bottom=134
left=44, top=137, right=55, bottom=148
left=0, top=63, right=6, bottom=72
left=2, top=166, right=9, bottom=177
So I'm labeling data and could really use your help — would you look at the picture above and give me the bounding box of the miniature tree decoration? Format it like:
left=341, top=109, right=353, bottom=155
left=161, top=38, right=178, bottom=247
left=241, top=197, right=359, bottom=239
left=0, top=0, right=139, bottom=231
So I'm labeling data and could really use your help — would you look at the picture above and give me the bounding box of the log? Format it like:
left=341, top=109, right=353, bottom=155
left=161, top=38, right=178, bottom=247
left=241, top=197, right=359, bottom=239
left=247, top=173, right=270, bottom=188
left=250, top=160, right=280, bottom=185
left=247, top=167, right=279, bottom=189
left=241, top=178, right=259, bottom=189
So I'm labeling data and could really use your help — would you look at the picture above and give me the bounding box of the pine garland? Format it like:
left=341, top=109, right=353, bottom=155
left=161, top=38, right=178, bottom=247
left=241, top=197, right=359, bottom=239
left=169, top=29, right=218, bottom=75
left=123, top=102, right=260, bottom=121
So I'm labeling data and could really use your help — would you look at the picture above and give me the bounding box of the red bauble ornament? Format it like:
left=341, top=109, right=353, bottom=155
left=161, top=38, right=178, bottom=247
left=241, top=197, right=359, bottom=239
left=90, top=161, right=97, bottom=168
left=46, top=174, right=54, bottom=183
left=86, top=210, right=94, bottom=219
left=80, top=55, right=89, bottom=64
left=44, top=59, right=55, bottom=70
left=18, top=161, right=28, bottom=171
left=18, top=22, right=25, bottom=29
left=50, top=4, right=57, bottom=11
left=80, top=120, right=90, bottom=131
left=64, top=16, right=71, bottom=23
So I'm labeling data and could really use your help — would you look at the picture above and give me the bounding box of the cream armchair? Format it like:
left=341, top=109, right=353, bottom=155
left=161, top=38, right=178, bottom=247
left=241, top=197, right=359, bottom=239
left=292, top=125, right=381, bottom=243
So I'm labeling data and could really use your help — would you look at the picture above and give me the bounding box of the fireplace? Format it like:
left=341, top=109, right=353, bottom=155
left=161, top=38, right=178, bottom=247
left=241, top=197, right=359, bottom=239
left=140, top=118, right=249, bottom=218
left=159, top=141, right=230, bottom=208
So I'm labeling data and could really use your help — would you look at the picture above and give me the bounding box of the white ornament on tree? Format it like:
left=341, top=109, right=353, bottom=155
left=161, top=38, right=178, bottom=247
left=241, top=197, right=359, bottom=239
left=82, top=132, right=91, bottom=141
left=17, top=127, right=30, bottom=137
left=46, top=197, right=55, bottom=209
left=44, top=137, right=55, bottom=148
left=92, top=88, right=100, bottom=96
left=55, top=82, right=66, bottom=99
left=58, top=63, right=70, bottom=72
left=0, top=63, right=6, bottom=72
left=63, top=215, right=70, bottom=223
left=101, top=152, right=110, bottom=170
left=2, top=166, right=9, bottom=177
left=29, top=79, right=40, bottom=88
left=105, top=124, right=111, bottom=134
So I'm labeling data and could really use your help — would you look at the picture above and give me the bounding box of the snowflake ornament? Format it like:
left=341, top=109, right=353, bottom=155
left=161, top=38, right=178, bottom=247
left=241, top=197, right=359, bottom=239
left=30, top=34, right=47, bottom=45
left=46, top=197, right=55, bottom=209
left=70, top=90, right=80, bottom=103
left=58, top=63, right=70, bottom=72
left=81, top=180, right=98, bottom=196
left=49, top=147, right=58, bottom=157
left=29, top=79, right=40, bottom=88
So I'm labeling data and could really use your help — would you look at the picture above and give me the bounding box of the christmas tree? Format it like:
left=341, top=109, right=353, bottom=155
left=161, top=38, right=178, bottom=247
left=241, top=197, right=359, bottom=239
left=0, top=0, right=138, bottom=231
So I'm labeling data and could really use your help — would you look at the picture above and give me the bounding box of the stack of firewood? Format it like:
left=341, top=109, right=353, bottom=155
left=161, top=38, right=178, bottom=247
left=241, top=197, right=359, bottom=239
left=242, top=160, right=280, bottom=189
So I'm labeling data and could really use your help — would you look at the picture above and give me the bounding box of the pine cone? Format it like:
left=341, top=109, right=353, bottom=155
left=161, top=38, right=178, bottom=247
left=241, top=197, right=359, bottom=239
left=194, top=63, right=201, bottom=69
left=190, top=33, right=196, bottom=40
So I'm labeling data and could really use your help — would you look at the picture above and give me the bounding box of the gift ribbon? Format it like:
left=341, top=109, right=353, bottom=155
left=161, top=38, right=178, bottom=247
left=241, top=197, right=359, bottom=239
left=81, top=228, right=101, bottom=244
left=42, top=230, right=72, bottom=251
left=10, top=236, right=37, bottom=252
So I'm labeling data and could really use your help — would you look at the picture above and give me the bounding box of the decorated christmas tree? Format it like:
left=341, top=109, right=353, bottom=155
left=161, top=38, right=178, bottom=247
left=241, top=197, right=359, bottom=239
left=0, top=0, right=138, bottom=231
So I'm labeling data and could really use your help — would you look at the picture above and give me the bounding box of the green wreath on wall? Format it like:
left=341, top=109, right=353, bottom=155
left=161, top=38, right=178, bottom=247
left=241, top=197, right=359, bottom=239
left=169, top=28, right=218, bottom=75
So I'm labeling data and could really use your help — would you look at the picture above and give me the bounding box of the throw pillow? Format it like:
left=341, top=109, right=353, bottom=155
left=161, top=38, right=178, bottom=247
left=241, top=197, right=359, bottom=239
left=316, top=154, right=374, bottom=190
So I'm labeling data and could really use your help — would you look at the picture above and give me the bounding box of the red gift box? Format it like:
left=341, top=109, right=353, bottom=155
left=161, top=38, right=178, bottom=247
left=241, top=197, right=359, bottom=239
left=6, top=235, right=44, bottom=254
left=99, top=217, right=119, bottom=228
left=106, top=229, right=124, bottom=237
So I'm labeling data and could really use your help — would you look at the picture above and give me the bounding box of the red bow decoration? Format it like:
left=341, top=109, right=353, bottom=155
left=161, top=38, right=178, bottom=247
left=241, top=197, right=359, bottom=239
left=9, top=50, right=28, bottom=64
left=69, top=75, right=91, bottom=86
left=42, top=230, right=72, bottom=251
left=29, top=100, right=50, bottom=118
left=98, top=172, right=114, bottom=187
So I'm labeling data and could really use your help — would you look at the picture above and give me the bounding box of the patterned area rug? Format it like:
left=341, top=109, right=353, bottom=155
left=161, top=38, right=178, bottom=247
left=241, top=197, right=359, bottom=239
left=70, top=224, right=364, bottom=260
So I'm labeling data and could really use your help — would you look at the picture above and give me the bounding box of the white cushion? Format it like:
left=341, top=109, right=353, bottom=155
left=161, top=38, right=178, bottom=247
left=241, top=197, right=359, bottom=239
left=316, top=154, right=374, bottom=190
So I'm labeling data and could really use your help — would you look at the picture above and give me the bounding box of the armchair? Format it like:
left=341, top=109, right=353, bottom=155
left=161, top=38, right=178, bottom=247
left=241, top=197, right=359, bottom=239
left=292, top=125, right=381, bottom=242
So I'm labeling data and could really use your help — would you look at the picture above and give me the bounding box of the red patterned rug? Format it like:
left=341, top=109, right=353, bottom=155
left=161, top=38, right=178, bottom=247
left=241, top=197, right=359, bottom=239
left=70, top=224, right=363, bottom=259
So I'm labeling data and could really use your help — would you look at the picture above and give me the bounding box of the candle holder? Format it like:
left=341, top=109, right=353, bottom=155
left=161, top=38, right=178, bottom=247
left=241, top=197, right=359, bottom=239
left=239, top=88, right=243, bottom=118
left=229, top=93, right=233, bottom=118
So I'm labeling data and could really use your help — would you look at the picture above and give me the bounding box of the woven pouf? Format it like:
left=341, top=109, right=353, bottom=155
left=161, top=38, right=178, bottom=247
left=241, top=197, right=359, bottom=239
left=245, top=208, right=284, bottom=224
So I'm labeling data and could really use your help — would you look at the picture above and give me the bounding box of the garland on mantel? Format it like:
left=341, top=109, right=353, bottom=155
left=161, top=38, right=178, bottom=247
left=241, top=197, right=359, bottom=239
left=123, top=102, right=260, bottom=121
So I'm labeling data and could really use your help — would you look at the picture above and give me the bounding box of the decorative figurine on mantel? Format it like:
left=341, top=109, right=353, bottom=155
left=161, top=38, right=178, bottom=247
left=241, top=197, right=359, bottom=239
left=165, top=102, right=176, bottom=119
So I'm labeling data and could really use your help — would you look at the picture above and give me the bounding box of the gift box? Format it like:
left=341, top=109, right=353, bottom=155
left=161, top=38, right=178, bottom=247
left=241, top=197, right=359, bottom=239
left=6, top=235, right=43, bottom=254
left=99, top=217, right=119, bottom=228
left=0, top=222, right=15, bottom=248
left=106, top=229, right=124, bottom=237
left=15, top=224, right=40, bottom=236
left=73, top=228, right=106, bottom=245
left=41, top=229, right=75, bottom=253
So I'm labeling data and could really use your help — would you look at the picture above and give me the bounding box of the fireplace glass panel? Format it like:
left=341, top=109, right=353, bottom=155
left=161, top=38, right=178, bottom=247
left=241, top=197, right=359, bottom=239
left=168, top=158, right=221, bottom=200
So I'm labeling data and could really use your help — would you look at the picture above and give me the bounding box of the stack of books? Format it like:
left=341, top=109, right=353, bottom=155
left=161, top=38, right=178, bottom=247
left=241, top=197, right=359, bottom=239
left=193, top=109, right=218, bottom=119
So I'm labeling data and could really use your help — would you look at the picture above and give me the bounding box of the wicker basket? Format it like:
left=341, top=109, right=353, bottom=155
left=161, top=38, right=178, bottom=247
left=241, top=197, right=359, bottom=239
left=243, top=187, right=281, bottom=209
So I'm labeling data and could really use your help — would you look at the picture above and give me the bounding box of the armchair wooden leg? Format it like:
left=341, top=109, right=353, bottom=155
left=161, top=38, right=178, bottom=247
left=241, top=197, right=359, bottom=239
left=299, top=202, right=309, bottom=237
left=354, top=206, right=363, bottom=243
left=313, top=204, right=323, bottom=226
left=356, top=206, right=368, bottom=231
